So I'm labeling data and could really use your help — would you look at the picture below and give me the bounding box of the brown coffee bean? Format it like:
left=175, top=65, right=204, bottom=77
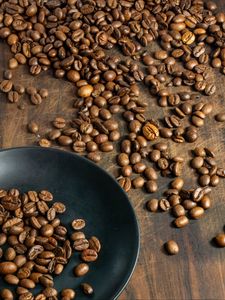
left=4, top=247, right=16, bottom=261
left=81, top=249, right=98, bottom=262
left=200, top=195, right=211, bottom=209
left=170, top=178, right=184, bottom=190
left=121, top=165, right=132, bottom=177
left=30, top=93, right=42, bottom=105
left=189, top=206, right=204, bottom=219
left=215, top=113, right=225, bottom=122
left=42, top=287, right=57, bottom=298
left=74, top=263, right=89, bottom=277
left=73, top=238, right=89, bottom=251
left=159, top=198, right=170, bottom=211
left=210, top=175, right=220, bottom=187
left=132, top=177, right=145, bottom=189
left=81, top=283, right=94, bottom=295
left=0, top=289, right=14, bottom=300
left=99, top=141, right=113, bottom=152
left=72, top=219, right=85, bottom=230
left=0, top=262, right=17, bottom=274
left=27, top=121, right=39, bottom=134
left=172, top=204, right=185, bottom=217
left=174, top=216, right=189, bottom=228
left=78, top=85, right=93, bottom=98
left=53, top=117, right=66, bottom=129
left=144, top=167, right=158, bottom=180
left=182, top=200, right=197, bottom=210
left=149, top=150, right=161, bottom=162
left=4, top=274, right=19, bottom=285
left=117, top=153, right=130, bottom=167
left=198, top=174, right=210, bottom=186
left=191, top=157, right=204, bottom=169
left=214, top=234, right=225, bottom=247
left=157, top=158, right=169, bottom=170
left=118, top=177, right=131, bottom=192
left=89, top=236, right=101, bottom=253
left=165, top=240, right=179, bottom=255
left=142, top=121, right=159, bottom=140
left=39, top=139, right=51, bottom=148
left=3, top=70, right=13, bottom=80
left=61, top=289, right=76, bottom=299
left=19, top=278, right=35, bottom=289
left=146, top=199, right=158, bottom=212
left=0, top=80, right=13, bottom=93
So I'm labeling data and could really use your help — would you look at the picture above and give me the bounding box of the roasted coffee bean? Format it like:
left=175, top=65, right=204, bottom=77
left=0, top=289, right=14, bottom=300
left=191, top=157, right=204, bottom=169
left=0, top=80, right=13, bottom=93
left=215, top=113, right=225, bottom=122
left=159, top=199, right=170, bottom=211
left=0, top=262, right=17, bottom=274
left=165, top=240, right=179, bottom=255
left=198, top=175, right=210, bottom=186
left=39, top=139, right=51, bottom=148
left=73, top=239, right=89, bottom=251
left=81, top=249, right=98, bottom=262
left=189, top=206, right=204, bottom=219
left=200, top=195, right=211, bottom=209
left=74, top=263, right=89, bottom=277
left=174, top=216, right=189, bottom=228
left=214, top=233, right=225, bottom=247
left=118, top=177, right=131, bottom=192
left=27, top=121, right=39, bottom=134
left=146, top=199, right=158, bottom=212
left=61, top=289, right=76, bottom=299
left=172, top=205, right=185, bottom=217
left=81, top=282, right=94, bottom=295
left=89, top=236, right=101, bottom=253
left=132, top=177, right=145, bottom=189
left=145, top=180, right=158, bottom=193
left=72, top=219, right=85, bottom=230
left=170, top=178, right=184, bottom=190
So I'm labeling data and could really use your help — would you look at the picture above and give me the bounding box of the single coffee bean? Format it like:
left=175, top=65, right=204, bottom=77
left=0, top=80, right=13, bottom=93
left=174, top=216, right=189, bottom=228
left=81, top=283, right=94, bottom=295
left=214, top=233, right=225, bottom=247
left=61, top=289, right=76, bottom=299
left=81, top=249, right=98, bottom=262
left=170, top=178, right=184, bottom=190
left=200, top=195, right=211, bottom=209
left=89, top=236, right=101, bottom=253
left=27, top=121, right=39, bottom=134
left=159, top=198, right=170, bottom=211
left=215, top=113, right=225, bottom=122
left=172, top=204, right=185, bottom=217
left=189, top=206, right=204, bottom=219
left=0, top=288, right=14, bottom=300
left=74, top=263, right=89, bottom=277
left=146, top=199, right=158, bottom=212
left=191, top=157, right=204, bottom=169
left=132, top=177, right=145, bottom=189
left=182, top=200, right=197, bottom=210
left=165, top=240, right=179, bottom=255
left=72, top=219, right=85, bottom=230
left=145, top=180, right=158, bottom=193
left=0, top=262, right=17, bottom=274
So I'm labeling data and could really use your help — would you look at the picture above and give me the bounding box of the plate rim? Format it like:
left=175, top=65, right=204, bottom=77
left=0, top=146, right=140, bottom=300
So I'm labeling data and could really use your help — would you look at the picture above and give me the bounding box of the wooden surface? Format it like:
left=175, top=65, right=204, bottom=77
left=0, top=1, right=225, bottom=299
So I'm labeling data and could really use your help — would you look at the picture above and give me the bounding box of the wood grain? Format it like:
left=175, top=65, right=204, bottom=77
left=0, top=1, right=225, bottom=298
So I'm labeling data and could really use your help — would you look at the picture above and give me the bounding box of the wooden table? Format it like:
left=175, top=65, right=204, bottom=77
left=0, top=1, right=225, bottom=298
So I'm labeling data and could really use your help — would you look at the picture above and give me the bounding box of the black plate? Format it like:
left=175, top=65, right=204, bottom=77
left=0, top=147, right=139, bottom=300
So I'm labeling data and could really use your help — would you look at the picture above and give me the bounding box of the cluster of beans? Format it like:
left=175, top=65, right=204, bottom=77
left=0, top=0, right=224, bottom=256
left=0, top=189, right=98, bottom=299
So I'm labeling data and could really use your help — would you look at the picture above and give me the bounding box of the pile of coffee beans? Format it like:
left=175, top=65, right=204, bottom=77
left=0, top=188, right=98, bottom=298
left=0, top=0, right=224, bottom=257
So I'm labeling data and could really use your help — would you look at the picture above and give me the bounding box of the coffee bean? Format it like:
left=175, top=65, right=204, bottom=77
left=215, top=113, right=225, bottom=122
left=198, top=174, right=210, bottom=186
left=174, top=216, right=189, bottom=228
left=189, top=206, right=204, bottom=219
left=200, top=195, right=211, bottom=209
left=118, top=177, right=131, bottom=192
left=30, top=93, right=42, bottom=105
left=172, top=204, right=185, bottom=217
left=149, top=150, right=161, bottom=162
left=61, top=289, right=76, bottom=299
left=72, top=219, right=85, bottom=230
left=0, top=289, right=14, bottom=300
left=0, top=262, right=17, bottom=274
left=191, top=157, right=204, bottom=169
left=165, top=240, right=179, bottom=255
left=27, top=121, right=39, bottom=134
left=146, top=199, right=158, bottom=212
left=170, top=178, right=184, bottom=190
left=133, top=162, right=146, bottom=173
left=159, top=198, right=170, bottom=211
left=132, top=177, right=145, bottom=189
left=144, top=167, right=158, bottom=180
left=3, top=70, right=13, bottom=80
left=142, top=121, right=159, bottom=141
left=74, top=263, right=89, bottom=277
left=81, top=283, right=94, bottom=295
left=210, top=175, right=220, bottom=186
left=214, top=233, right=225, bottom=247
left=81, top=249, right=98, bottom=262
left=78, top=85, right=93, bottom=98
left=89, top=236, right=101, bottom=253
left=117, top=153, right=130, bottom=167
left=0, top=80, right=13, bottom=93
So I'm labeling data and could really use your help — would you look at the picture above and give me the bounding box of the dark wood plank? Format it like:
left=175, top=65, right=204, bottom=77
left=0, top=1, right=225, bottom=299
